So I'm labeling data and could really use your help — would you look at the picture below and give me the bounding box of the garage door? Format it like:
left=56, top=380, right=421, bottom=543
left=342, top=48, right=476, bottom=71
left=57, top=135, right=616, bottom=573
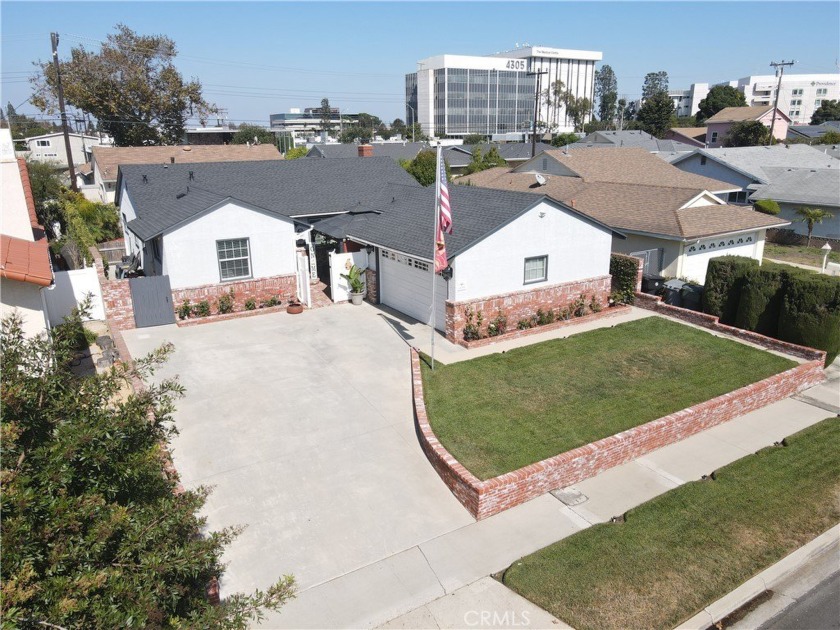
left=682, top=233, right=758, bottom=284
left=380, top=250, right=447, bottom=331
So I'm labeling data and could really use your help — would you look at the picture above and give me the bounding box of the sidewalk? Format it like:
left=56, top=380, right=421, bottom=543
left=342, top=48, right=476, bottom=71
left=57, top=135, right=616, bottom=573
left=258, top=369, right=837, bottom=629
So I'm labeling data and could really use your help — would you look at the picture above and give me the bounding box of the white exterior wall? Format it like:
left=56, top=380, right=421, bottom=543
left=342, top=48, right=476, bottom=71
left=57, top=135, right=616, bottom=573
left=612, top=234, right=683, bottom=277
left=724, top=74, right=840, bottom=125
left=1, top=161, right=34, bottom=241
left=1, top=279, right=48, bottom=338
left=679, top=231, right=763, bottom=284
left=44, top=267, right=106, bottom=323
left=161, top=201, right=297, bottom=290
left=451, top=200, right=611, bottom=301
left=25, top=134, right=101, bottom=169
left=118, top=182, right=143, bottom=257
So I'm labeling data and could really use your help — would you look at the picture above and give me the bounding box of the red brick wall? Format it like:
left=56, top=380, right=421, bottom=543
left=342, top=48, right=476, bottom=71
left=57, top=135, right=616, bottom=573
left=171, top=274, right=296, bottom=313
left=444, top=275, right=611, bottom=344
left=411, top=343, right=826, bottom=520
left=92, top=248, right=135, bottom=330
left=365, top=268, right=379, bottom=304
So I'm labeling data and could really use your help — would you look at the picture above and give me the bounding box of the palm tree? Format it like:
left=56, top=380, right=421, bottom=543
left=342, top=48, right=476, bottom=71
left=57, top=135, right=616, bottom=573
left=795, top=207, right=835, bottom=247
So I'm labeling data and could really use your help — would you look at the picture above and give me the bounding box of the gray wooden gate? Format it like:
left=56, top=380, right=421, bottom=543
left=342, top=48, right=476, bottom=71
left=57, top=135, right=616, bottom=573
left=129, top=276, right=176, bottom=328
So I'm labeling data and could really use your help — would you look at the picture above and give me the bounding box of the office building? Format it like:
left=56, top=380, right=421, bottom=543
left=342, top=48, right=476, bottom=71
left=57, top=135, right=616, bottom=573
left=721, top=74, right=839, bottom=125
left=406, top=46, right=602, bottom=137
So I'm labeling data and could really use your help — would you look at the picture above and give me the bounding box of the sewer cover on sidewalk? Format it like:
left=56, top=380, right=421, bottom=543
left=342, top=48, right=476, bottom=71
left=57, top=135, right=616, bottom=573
left=550, top=487, right=589, bottom=506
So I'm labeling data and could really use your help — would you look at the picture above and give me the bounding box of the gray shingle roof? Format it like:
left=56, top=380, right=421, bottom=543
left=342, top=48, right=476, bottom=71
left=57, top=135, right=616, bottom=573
left=119, top=157, right=420, bottom=241
left=306, top=142, right=430, bottom=161
left=570, top=130, right=696, bottom=153
left=786, top=124, right=836, bottom=139
left=672, top=145, right=840, bottom=183
left=446, top=143, right=550, bottom=167
left=749, top=167, right=840, bottom=207
left=316, top=183, right=617, bottom=260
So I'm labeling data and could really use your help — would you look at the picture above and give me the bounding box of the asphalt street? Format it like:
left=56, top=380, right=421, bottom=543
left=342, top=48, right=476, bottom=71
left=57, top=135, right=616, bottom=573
left=762, top=570, right=840, bottom=630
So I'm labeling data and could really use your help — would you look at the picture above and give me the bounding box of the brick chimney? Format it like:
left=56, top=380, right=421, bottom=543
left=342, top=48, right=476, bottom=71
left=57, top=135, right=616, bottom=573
left=358, top=144, right=373, bottom=158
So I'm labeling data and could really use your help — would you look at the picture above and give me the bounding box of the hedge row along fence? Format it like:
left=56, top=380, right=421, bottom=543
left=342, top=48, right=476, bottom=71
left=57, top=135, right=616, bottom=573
left=702, top=256, right=840, bottom=365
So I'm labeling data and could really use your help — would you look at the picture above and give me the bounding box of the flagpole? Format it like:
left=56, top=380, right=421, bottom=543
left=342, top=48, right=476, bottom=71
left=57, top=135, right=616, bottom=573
left=430, top=144, right=442, bottom=370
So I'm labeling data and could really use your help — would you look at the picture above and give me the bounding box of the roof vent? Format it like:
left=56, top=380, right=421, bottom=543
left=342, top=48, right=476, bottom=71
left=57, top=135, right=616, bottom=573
left=189, top=170, right=194, bottom=180
left=176, top=192, right=186, bottom=199
left=170, top=157, right=175, bottom=164
left=142, top=174, right=148, bottom=183
left=182, top=146, right=192, bottom=151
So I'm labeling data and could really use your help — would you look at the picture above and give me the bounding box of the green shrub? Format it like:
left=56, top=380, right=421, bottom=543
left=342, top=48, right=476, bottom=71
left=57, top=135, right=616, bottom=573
left=778, top=273, right=840, bottom=366
left=753, top=199, right=781, bottom=216
left=244, top=298, right=256, bottom=311
left=260, top=296, right=280, bottom=308
left=177, top=300, right=192, bottom=320
left=609, top=254, right=639, bottom=304
left=487, top=311, right=507, bottom=337
left=463, top=306, right=484, bottom=341
left=217, top=290, right=235, bottom=314
left=734, top=265, right=789, bottom=336
left=517, top=318, right=533, bottom=330
left=701, top=256, right=759, bottom=323
left=194, top=300, right=211, bottom=317
left=590, top=295, right=603, bottom=313
left=536, top=308, right=555, bottom=326
left=571, top=294, right=587, bottom=318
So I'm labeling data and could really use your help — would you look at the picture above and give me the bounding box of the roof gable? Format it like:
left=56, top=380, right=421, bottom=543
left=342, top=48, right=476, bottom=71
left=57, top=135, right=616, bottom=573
left=705, top=105, right=775, bottom=123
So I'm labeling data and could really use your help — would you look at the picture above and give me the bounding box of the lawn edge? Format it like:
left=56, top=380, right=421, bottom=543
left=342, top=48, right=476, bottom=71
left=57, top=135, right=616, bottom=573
left=411, top=343, right=826, bottom=520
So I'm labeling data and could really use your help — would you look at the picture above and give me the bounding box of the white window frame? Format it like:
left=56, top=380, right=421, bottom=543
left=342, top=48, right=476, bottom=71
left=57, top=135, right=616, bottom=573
left=523, top=255, right=548, bottom=284
left=710, top=131, right=718, bottom=143
left=217, top=238, right=252, bottom=281
left=791, top=89, right=803, bottom=96
left=35, top=139, right=51, bottom=147
left=816, top=88, right=828, bottom=96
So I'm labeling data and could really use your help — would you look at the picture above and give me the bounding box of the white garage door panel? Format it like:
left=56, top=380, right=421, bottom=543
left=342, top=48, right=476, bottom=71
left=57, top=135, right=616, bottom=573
left=682, top=233, right=758, bottom=284
left=380, top=254, right=446, bottom=331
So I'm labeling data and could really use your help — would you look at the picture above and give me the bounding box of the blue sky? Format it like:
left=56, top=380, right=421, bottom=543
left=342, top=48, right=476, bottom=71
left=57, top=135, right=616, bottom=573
left=2, top=1, right=839, bottom=127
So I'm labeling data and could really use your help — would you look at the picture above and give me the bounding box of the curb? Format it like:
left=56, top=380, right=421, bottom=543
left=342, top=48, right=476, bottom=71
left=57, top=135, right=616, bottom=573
left=675, top=524, right=840, bottom=630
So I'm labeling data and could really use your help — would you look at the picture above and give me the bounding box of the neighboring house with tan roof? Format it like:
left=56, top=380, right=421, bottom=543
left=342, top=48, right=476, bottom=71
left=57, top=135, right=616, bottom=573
left=90, top=144, right=283, bottom=203
left=461, top=147, right=788, bottom=283
left=705, top=106, right=790, bottom=148
left=664, top=127, right=707, bottom=148
left=0, top=129, right=53, bottom=338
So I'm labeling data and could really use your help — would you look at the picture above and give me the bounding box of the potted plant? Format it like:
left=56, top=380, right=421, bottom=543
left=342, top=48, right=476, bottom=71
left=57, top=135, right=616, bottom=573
left=341, top=265, right=366, bottom=305
left=286, top=296, right=303, bottom=314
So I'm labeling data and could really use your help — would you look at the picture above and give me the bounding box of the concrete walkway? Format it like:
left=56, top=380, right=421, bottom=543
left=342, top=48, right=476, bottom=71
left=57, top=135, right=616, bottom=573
left=259, top=372, right=837, bottom=628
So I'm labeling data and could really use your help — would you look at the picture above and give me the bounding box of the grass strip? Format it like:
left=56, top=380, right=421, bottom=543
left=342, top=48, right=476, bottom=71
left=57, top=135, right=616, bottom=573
left=421, top=317, right=796, bottom=479
left=502, top=418, right=840, bottom=630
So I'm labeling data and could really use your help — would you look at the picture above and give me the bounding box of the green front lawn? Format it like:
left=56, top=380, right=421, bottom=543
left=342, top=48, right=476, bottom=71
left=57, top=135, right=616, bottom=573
left=421, top=317, right=796, bottom=480
left=764, top=242, right=840, bottom=268
left=501, top=418, right=840, bottom=630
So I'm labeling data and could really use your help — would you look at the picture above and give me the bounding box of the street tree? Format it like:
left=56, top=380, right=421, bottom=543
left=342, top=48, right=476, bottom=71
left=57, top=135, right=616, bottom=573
left=561, top=92, right=592, bottom=132
left=464, top=146, right=506, bottom=175
left=31, top=25, right=216, bottom=146
left=402, top=149, right=450, bottom=186
left=724, top=120, right=770, bottom=147
left=636, top=91, right=674, bottom=137
left=696, top=85, right=747, bottom=123
left=594, top=65, right=618, bottom=125
left=795, top=207, right=834, bottom=246
left=1, top=309, right=295, bottom=629
left=319, top=98, right=333, bottom=133
left=231, top=125, right=276, bottom=146
left=550, top=132, right=579, bottom=147
left=339, top=126, right=372, bottom=144
left=641, top=71, right=669, bottom=100
left=284, top=146, right=308, bottom=159
left=810, top=99, right=840, bottom=125
left=391, top=118, right=406, bottom=137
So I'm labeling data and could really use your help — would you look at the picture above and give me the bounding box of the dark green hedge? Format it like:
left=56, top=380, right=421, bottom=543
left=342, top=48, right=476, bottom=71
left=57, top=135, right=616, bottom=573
left=610, top=254, right=639, bottom=304
left=753, top=199, right=781, bottom=216
left=702, top=256, right=759, bottom=324
left=704, top=257, right=840, bottom=365
left=778, top=274, right=840, bottom=365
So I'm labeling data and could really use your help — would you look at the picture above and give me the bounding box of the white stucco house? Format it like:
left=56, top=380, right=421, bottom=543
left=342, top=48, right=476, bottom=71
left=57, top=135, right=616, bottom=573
left=23, top=132, right=112, bottom=169
left=0, top=129, right=53, bottom=338
left=462, top=148, right=790, bottom=284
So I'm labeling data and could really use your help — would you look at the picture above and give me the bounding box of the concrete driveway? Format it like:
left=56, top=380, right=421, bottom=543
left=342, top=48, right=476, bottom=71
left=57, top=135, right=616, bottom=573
left=121, top=303, right=474, bottom=597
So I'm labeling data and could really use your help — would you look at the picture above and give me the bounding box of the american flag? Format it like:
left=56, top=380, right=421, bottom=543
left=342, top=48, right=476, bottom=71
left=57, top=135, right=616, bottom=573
left=438, top=157, right=452, bottom=235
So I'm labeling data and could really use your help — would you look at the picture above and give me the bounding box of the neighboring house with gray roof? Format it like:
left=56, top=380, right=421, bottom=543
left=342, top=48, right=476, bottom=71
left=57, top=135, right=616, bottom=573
left=568, top=130, right=697, bottom=157
left=750, top=167, right=840, bottom=239
left=306, top=142, right=430, bottom=161
left=786, top=123, right=840, bottom=141
left=461, top=148, right=788, bottom=283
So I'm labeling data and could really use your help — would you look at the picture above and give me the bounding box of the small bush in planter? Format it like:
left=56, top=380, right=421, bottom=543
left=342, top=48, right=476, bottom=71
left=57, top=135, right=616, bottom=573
left=517, top=318, right=533, bottom=330
left=194, top=300, right=211, bottom=317
left=463, top=306, right=484, bottom=341
left=487, top=310, right=508, bottom=337
left=590, top=295, right=603, bottom=313
left=177, top=299, right=192, bottom=320
left=536, top=308, right=556, bottom=326
left=217, top=289, right=235, bottom=314
left=571, top=294, right=587, bottom=317
left=244, top=298, right=256, bottom=311
left=261, top=296, right=280, bottom=308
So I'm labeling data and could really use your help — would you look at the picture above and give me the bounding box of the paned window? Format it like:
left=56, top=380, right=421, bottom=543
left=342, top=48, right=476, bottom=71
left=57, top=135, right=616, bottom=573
left=524, top=256, right=548, bottom=284
left=217, top=238, right=251, bottom=281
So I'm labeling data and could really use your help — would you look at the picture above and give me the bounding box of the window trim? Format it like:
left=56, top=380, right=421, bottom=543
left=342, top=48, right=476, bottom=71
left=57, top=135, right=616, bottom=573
left=710, top=131, right=718, bottom=143
left=523, top=255, right=548, bottom=285
left=216, top=237, right=252, bottom=282
left=35, top=139, right=51, bottom=147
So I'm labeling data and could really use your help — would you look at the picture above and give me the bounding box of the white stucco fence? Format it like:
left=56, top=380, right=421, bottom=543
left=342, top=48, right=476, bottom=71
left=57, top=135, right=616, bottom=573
left=45, top=267, right=106, bottom=324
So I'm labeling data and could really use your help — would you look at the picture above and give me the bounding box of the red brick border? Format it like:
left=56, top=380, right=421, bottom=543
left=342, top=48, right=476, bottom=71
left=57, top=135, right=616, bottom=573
left=176, top=304, right=294, bottom=327
left=411, top=338, right=826, bottom=520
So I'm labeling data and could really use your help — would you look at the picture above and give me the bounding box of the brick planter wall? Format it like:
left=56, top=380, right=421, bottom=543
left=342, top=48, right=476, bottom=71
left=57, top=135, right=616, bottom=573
left=456, top=305, right=630, bottom=349
left=177, top=303, right=291, bottom=327
left=92, top=248, right=135, bottom=330
left=365, top=268, right=379, bottom=304
left=171, top=274, right=296, bottom=313
left=411, top=340, right=825, bottom=519
left=444, top=275, right=611, bottom=344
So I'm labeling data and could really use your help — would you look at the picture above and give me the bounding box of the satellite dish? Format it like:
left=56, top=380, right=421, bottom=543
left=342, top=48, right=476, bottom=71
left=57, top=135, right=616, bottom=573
left=535, top=173, right=547, bottom=186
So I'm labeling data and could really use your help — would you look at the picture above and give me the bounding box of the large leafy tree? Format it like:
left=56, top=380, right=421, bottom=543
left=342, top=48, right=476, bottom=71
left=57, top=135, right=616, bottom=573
left=795, top=207, right=835, bottom=246
left=594, top=65, right=618, bottom=125
left=231, top=125, right=276, bottom=146
left=31, top=25, right=216, bottom=146
left=562, top=93, right=593, bottom=132
left=641, top=71, right=669, bottom=100
left=464, top=146, right=506, bottom=175
left=319, top=98, right=332, bottom=133
left=1, top=310, right=295, bottom=629
left=696, top=85, right=747, bottom=123
left=636, top=91, right=675, bottom=138
left=339, top=126, right=373, bottom=144
left=724, top=120, right=770, bottom=147
left=810, top=99, right=840, bottom=125
left=26, top=160, right=64, bottom=239
left=401, top=149, right=450, bottom=186
left=391, top=118, right=406, bottom=137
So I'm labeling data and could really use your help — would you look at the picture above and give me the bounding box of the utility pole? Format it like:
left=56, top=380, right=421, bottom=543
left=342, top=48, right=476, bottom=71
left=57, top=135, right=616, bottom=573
left=51, top=32, right=78, bottom=192
left=768, top=59, right=794, bottom=146
left=527, top=69, right=548, bottom=157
